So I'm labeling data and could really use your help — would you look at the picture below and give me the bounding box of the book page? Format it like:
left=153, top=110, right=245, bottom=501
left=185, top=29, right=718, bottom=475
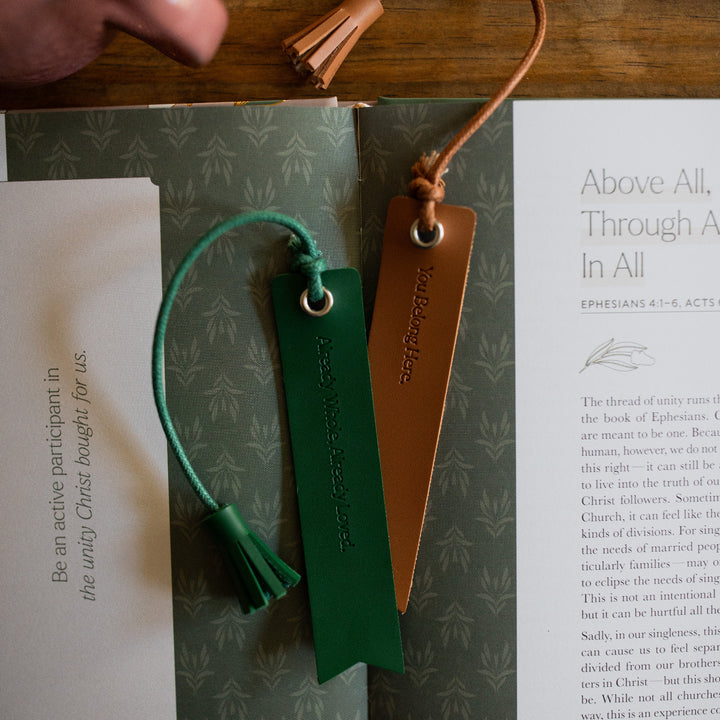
left=0, top=178, right=175, bottom=719
left=4, top=105, right=369, bottom=720
left=359, top=101, right=520, bottom=719
left=515, top=100, right=720, bottom=719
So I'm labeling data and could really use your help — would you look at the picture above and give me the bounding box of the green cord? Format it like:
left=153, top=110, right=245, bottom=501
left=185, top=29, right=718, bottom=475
left=152, top=210, right=326, bottom=512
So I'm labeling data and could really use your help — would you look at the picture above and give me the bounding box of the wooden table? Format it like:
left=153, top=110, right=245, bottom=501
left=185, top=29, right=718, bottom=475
left=1, top=0, right=719, bottom=110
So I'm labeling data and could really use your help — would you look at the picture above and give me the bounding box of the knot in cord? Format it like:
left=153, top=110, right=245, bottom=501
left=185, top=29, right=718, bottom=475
left=405, top=0, right=546, bottom=235
left=152, top=210, right=327, bottom=515
left=288, top=234, right=327, bottom=303
left=408, top=153, right=445, bottom=232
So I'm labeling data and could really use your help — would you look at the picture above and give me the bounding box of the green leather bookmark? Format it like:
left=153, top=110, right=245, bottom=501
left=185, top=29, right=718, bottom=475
left=272, top=267, right=404, bottom=684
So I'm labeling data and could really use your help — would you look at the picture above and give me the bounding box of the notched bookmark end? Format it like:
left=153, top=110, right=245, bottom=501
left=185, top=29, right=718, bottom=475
left=204, top=503, right=301, bottom=614
left=282, top=0, right=383, bottom=89
left=316, top=627, right=406, bottom=684
left=316, top=643, right=405, bottom=685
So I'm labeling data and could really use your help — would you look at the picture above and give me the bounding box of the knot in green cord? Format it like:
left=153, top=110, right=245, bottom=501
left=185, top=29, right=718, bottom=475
left=153, top=211, right=326, bottom=514
left=288, top=234, right=327, bottom=303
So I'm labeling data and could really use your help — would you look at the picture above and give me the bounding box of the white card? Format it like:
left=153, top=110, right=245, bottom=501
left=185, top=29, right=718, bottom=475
left=0, top=178, right=175, bottom=719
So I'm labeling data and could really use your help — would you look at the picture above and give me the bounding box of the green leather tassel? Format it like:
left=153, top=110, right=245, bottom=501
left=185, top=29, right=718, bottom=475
left=204, top=503, right=301, bottom=614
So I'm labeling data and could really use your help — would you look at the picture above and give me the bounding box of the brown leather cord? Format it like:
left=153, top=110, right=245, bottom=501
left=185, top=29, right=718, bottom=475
left=409, top=0, right=547, bottom=231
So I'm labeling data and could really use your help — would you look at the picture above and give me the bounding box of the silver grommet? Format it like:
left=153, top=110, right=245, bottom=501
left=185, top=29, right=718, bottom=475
left=300, top=286, right=334, bottom=317
left=410, top=219, right=444, bottom=248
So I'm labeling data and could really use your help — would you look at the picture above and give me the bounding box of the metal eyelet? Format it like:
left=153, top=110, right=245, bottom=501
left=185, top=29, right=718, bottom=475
left=410, top=219, right=444, bottom=248
left=300, top=286, right=334, bottom=317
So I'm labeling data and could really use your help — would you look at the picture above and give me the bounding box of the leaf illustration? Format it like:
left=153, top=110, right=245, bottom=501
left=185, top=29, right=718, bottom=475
left=236, top=106, right=278, bottom=149
left=250, top=489, right=283, bottom=540
left=162, top=177, right=199, bottom=231
left=119, top=134, right=157, bottom=177
left=435, top=446, right=474, bottom=496
left=476, top=488, right=514, bottom=539
left=197, top=133, right=236, bottom=186
left=392, top=104, right=433, bottom=146
left=359, top=134, right=391, bottom=183
left=175, top=416, right=207, bottom=461
left=176, top=643, right=214, bottom=694
left=404, top=640, right=438, bottom=688
left=206, top=450, right=245, bottom=494
left=202, top=214, right=238, bottom=265
left=246, top=253, right=284, bottom=317
left=337, top=664, right=364, bottom=687
left=447, top=146, right=468, bottom=183
left=246, top=415, right=280, bottom=465
left=210, top=604, right=248, bottom=651
left=174, top=569, right=212, bottom=617
left=213, top=677, right=250, bottom=720
left=580, top=338, right=655, bottom=373
left=475, top=251, right=513, bottom=306
left=408, top=565, right=438, bottom=615
left=158, top=107, right=197, bottom=151
left=437, top=601, right=474, bottom=649
left=277, top=132, right=316, bottom=184
left=475, top=411, right=513, bottom=463
left=478, top=642, right=514, bottom=693
left=481, top=102, right=511, bottom=145
left=291, top=676, right=327, bottom=720
left=475, top=171, right=513, bottom=225
left=253, top=642, right=291, bottom=689
left=317, top=107, right=356, bottom=150
left=203, top=294, right=241, bottom=344
left=477, top=566, right=515, bottom=616
left=166, top=257, right=203, bottom=311
left=7, top=112, right=43, bottom=155
left=165, top=336, right=204, bottom=387
left=205, top=371, right=243, bottom=420
left=445, top=369, right=473, bottom=419
left=244, top=335, right=276, bottom=386
left=81, top=111, right=120, bottom=153
left=368, top=670, right=401, bottom=720
left=475, top=331, right=514, bottom=384
left=437, top=677, right=475, bottom=720
left=45, top=138, right=80, bottom=179
left=241, top=176, right=280, bottom=213
left=170, top=489, right=204, bottom=543
left=436, top=523, right=473, bottom=572
left=321, top=175, right=356, bottom=229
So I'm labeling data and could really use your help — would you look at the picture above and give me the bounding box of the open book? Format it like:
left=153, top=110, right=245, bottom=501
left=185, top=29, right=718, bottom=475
left=2, top=100, right=719, bottom=719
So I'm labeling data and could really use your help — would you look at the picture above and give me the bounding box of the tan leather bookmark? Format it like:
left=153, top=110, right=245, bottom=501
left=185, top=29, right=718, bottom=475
left=369, top=1, right=546, bottom=612
left=368, top=196, right=476, bottom=612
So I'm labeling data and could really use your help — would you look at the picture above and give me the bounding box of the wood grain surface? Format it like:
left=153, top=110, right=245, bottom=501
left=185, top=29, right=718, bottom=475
left=1, top=0, right=718, bottom=110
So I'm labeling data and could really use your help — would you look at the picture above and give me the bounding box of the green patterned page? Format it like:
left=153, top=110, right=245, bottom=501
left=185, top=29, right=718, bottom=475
left=5, top=105, right=367, bottom=720
left=358, top=101, right=517, bottom=720
left=4, top=99, right=518, bottom=720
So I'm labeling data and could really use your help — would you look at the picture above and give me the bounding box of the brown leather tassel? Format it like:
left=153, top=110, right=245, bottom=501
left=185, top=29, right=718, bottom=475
left=282, top=0, right=383, bottom=89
